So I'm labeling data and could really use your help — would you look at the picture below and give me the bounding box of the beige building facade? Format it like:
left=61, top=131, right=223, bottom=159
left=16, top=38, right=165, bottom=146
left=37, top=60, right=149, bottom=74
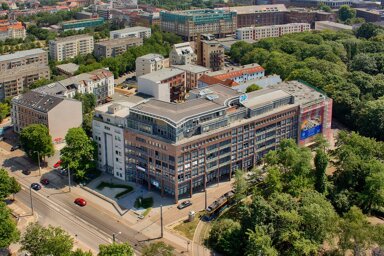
left=49, top=34, right=94, bottom=61
left=135, top=53, right=166, bottom=77
left=94, top=37, right=143, bottom=59
left=236, top=23, right=311, bottom=40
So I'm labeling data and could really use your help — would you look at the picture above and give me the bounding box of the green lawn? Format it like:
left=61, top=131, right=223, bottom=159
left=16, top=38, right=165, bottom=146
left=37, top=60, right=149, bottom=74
left=96, top=181, right=133, bottom=199
left=134, top=196, right=153, bottom=209
left=174, top=211, right=204, bottom=240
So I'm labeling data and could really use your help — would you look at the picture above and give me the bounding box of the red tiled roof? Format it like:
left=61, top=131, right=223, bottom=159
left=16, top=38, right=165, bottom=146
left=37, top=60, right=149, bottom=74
left=213, top=66, right=265, bottom=81
left=198, top=74, right=239, bottom=87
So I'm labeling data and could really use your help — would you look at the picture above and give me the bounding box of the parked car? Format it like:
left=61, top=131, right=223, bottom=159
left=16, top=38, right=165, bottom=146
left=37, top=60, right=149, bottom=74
left=31, top=183, right=41, bottom=191
left=74, top=198, right=87, bottom=207
left=177, top=200, right=192, bottom=210
left=22, top=169, right=31, bottom=175
left=40, top=178, right=49, bottom=185
left=54, top=160, right=62, bottom=168
left=59, top=168, right=68, bottom=176
left=10, top=145, right=20, bottom=151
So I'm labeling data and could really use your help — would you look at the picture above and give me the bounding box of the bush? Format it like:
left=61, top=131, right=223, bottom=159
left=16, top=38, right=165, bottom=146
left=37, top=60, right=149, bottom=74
left=134, top=197, right=153, bottom=209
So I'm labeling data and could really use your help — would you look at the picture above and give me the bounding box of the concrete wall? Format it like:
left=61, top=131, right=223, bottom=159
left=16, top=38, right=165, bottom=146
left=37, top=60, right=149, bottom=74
left=138, top=77, right=170, bottom=102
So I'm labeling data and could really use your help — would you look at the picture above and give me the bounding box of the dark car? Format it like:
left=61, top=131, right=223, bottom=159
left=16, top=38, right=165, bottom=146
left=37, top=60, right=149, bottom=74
left=40, top=178, right=49, bottom=185
left=10, top=145, right=20, bottom=151
left=22, top=169, right=31, bottom=175
left=31, top=183, right=41, bottom=191
left=74, top=198, right=87, bottom=207
left=177, top=200, right=192, bottom=210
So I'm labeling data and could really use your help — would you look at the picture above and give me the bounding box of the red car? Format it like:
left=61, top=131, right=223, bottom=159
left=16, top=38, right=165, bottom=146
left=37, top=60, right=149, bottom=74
left=40, top=178, right=49, bottom=185
left=53, top=160, right=62, bottom=168
left=74, top=198, right=87, bottom=207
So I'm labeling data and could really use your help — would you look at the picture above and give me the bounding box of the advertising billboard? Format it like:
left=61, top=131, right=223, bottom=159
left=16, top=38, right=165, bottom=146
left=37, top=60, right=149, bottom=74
left=300, top=114, right=322, bottom=140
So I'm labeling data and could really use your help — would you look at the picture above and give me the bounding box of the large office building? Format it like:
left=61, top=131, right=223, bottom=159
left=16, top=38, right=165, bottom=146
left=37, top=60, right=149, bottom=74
left=236, top=23, right=310, bottom=40
left=110, top=26, right=151, bottom=39
left=34, top=69, right=114, bottom=104
left=61, top=18, right=105, bottom=31
left=169, top=42, right=196, bottom=66
left=0, top=49, right=50, bottom=100
left=0, top=20, right=26, bottom=41
left=160, top=9, right=237, bottom=41
left=216, top=4, right=287, bottom=28
left=135, top=53, right=166, bottom=77
left=93, top=80, right=332, bottom=202
left=138, top=68, right=186, bottom=102
left=11, top=91, right=82, bottom=142
left=94, top=37, right=143, bottom=59
left=49, top=34, right=94, bottom=61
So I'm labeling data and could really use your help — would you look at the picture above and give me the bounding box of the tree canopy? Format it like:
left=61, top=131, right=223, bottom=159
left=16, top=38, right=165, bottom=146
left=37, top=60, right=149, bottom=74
left=0, top=202, right=20, bottom=248
left=142, top=241, right=174, bottom=256
left=98, top=243, right=134, bottom=256
left=20, top=124, right=54, bottom=161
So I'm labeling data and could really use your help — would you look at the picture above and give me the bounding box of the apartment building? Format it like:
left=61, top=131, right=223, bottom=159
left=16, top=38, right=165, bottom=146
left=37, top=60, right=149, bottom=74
left=160, top=9, right=237, bottom=41
left=285, top=9, right=337, bottom=27
left=138, top=68, right=186, bottom=102
left=0, top=49, right=50, bottom=100
left=110, top=26, right=151, bottom=39
left=11, top=91, right=82, bottom=142
left=172, top=64, right=210, bottom=90
left=236, top=23, right=311, bottom=40
left=34, top=69, right=114, bottom=104
left=61, top=18, right=104, bottom=31
left=0, top=20, right=26, bottom=41
left=135, top=53, right=165, bottom=77
left=94, top=37, right=143, bottom=59
left=196, top=39, right=225, bottom=71
left=216, top=4, right=287, bottom=28
left=49, top=34, right=94, bottom=61
left=169, top=42, right=196, bottom=66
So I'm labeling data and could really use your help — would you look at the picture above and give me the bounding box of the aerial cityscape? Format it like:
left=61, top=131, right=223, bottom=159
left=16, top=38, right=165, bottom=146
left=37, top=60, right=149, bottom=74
left=0, top=0, right=384, bottom=255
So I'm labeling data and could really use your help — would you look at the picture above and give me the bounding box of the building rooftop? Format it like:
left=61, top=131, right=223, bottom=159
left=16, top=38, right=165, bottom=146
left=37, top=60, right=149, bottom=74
left=56, top=63, right=79, bottom=74
left=0, top=48, right=46, bottom=62
left=62, top=17, right=104, bottom=24
left=242, top=88, right=291, bottom=109
left=95, top=37, right=142, bottom=47
left=209, top=63, right=265, bottom=80
left=110, top=26, right=150, bottom=34
left=51, top=34, right=93, bottom=43
left=137, top=53, right=164, bottom=61
left=173, top=42, right=194, bottom=55
left=161, top=9, right=234, bottom=16
left=315, top=21, right=353, bottom=30
left=95, top=96, right=148, bottom=118
left=237, top=22, right=310, bottom=31
left=138, top=68, right=184, bottom=82
left=12, top=91, right=64, bottom=113
left=216, top=4, right=287, bottom=14
left=172, top=64, right=209, bottom=73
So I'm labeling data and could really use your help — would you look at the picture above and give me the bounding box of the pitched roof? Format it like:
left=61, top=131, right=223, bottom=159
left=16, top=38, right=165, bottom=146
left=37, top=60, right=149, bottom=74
left=12, top=91, right=63, bottom=113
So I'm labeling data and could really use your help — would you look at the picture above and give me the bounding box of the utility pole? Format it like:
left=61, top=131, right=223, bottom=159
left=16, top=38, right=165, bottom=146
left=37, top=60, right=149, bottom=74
left=204, top=175, right=207, bottom=210
left=112, top=233, right=116, bottom=243
left=29, top=187, right=34, bottom=215
left=68, top=166, right=71, bottom=192
left=160, top=204, right=163, bottom=238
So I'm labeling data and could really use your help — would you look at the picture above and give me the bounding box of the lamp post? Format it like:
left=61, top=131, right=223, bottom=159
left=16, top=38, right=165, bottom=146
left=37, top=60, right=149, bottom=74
left=112, top=232, right=121, bottom=243
left=29, top=186, right=34, bottom=216
left=68, top=166, right=71, bottom=192
left=160, top=204, right=163, bottom=238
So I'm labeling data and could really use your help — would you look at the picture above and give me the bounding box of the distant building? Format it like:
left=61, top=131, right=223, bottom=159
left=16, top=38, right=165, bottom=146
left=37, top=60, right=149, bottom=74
left=49, top=34, right=94, bottom=61
left=356, top=8, right=384, bottom=22
left=216, top=5, right=287, bottom=28
left=236, top=23, right=311, bottom=40
left=172, top=64, right=210, bottom=90
left=169, top=42, right=196, bottom=66
left=75, top=11, right=98, bottom=20
left=138, top=68, right=186, bottom=102
left=34, top=69, right=114, bottom=104
left=56, top=63, right=79, bottom=76
left=135, top=53, right=165, bottom=77
left=285, top=8, right=337, bottom=27
left=315, top=21, right=352, bottom=31
left=61, top=18, right=105, bottom=31
left=290, top=0, right=352, bottom=7
left=11, top=91, right=82, bottom=142
left=110, top=26, right=151, bottom=39
left=0, top=20, right=26, bottom=41
left=160, top=9, right=237, bottom=41
left=196, top=38, right=225, bottom=71
left=94, top=37, right=143, bottom=59
left=0, top=49, right=50, bottom=100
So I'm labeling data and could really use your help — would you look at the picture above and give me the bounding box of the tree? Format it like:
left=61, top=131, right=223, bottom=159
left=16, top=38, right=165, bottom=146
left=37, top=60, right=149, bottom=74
left=142, top=242, right=174, bottom=256
left=208, top=218, right=243, bottom=256
left=1, top=2, right=8, bottom=10
left=20, top=124, right=54, bottom=161
left=0, top=169, right=20, bottom=200
left=314, top=149, right=328, bottom=194
left=245, top=84, right=262, bottom=93
left=20, top=223, right=74, bottom=256
left=338, top=5, right=356, bottom=22
left=60, top=127, right=96, bottom=173
left=98, top=243, right=134, bottom=256
left=0, top=102, right=10, bottom=123
left=233, top=169, right=247, bottom=201
left=350, top=53, right=378, bottom=74
left=0, top=202, right=20, bottom=248
left=73, top=93, right=96, bottom=114
left=29, top=78, right=52, bottom=90
left=319, top=3, right=332, bottom=12
left=246, top=226, right=278, bottom=256
left=70, top=249, right=93, bottom=256
left=355, top=22, right=383, bottom=39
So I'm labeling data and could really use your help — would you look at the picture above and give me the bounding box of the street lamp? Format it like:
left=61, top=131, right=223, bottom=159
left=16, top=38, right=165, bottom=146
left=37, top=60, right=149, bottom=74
left=29, top=186, right=34, bottom=216
left=112, top=232, right=121, bottom=243
left=68, top=166, right=71, bottom=192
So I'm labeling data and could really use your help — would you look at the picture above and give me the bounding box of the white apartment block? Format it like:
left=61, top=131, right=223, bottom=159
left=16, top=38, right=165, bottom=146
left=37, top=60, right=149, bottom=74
left=110, top=26, right=151, bottom=39
left=135, top=53, right=165, bottom=77
left=236, top=23, right=311, bottom=41
left=49, top=34, right=94, bottom=61
left=34, top=69, right=114, bottom=104
left=169, top=42, right=196, bottom=66
left=93, top=98, right=146, bottom=180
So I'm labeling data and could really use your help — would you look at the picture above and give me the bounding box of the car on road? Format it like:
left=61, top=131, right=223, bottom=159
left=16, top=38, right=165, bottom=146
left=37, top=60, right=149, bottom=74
left=177, top=200, right=192, bottom=210
left=10, top=145, right=20, bottom=151
left=74, top=198, right=87, bottom=207
left=59, top=168, right=68, bottom=176
left=54, top=160, right=62, bottom=168
left=31, top=183, right=41, bottom=191
left=22, top=169, right=31, bottom=175
left=40, top=178, right=49, bottom=185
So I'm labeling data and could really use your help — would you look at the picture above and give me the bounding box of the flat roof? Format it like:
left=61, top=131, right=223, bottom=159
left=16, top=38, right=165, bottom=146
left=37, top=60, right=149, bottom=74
left=110, top=26, right=151, bottom=34
left=172, top=64, right=209, bottom=73
left=216, top=4, right=287, bottom=14
left=137, top=53, right=164, bottom=60
left=0, top=48, right=46, bottom=62
left=242, top=88, right=291, bottom=109
left=95, top=96, right=147, bottom=117
left=95, top=37, right=142, bottom=47
left=138, top=68, right=184, bottom=82
left=52, top=34, right=93, bottom=43
left=315, top=21, right=352, bottom=29
left=56, top=63, right=79, bottom=74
